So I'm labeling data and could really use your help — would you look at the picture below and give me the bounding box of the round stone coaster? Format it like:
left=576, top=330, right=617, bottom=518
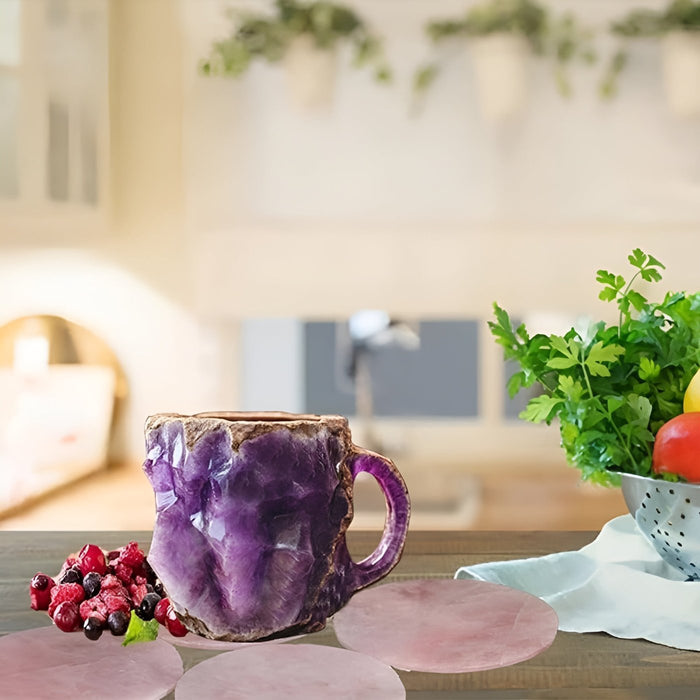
left=174, top=643, right=405, bottom=699
left=332, top=578, right=558, bottom=673
left=159, top=627, right=303, bottom=650
left=0, top=625, right=183, bottom=699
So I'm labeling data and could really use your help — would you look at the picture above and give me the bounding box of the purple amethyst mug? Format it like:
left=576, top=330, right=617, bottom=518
left=142, top=412, right=410, bottom=641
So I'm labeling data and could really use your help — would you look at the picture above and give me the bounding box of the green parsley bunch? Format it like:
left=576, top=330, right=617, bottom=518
left=490, top=249, right=700, bottom=486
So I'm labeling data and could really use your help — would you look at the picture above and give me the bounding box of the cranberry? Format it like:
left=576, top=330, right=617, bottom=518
left=165, top=606, right=188, bottom=637
left=53, top=601, right=81, bottom=632
left=154, top=597, right=170, bottom=626
left=77, top=544, right=108, bottom=576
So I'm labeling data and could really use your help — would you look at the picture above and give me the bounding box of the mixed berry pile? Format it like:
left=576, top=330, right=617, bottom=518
left=29, top=541, right=187, bottom=641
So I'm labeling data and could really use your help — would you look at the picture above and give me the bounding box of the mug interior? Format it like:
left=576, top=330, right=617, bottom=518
left=194, top=411, right=324, bottom=423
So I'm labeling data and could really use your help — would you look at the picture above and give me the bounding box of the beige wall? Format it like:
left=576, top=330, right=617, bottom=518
left=0, top=0, right=237, bottom=463
left=2, top=0, right=698, bottom=469
left=108, top=0, right=190, bottom=305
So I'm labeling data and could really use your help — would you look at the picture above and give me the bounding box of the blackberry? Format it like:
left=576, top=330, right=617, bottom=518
left=107, top=610, right=130, bottom=636
left=142, top=558, right=157, bottom=583
left=82, top=572, right=102, bottom=599
left=136, top=592, right=161, bottom=621
left=59, top=565, right=83, bottom=585
left=83, top=616, right=104, bottom=641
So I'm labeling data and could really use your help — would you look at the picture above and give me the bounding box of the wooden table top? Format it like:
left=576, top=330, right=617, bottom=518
left=3, top=529, right=700, bottom=699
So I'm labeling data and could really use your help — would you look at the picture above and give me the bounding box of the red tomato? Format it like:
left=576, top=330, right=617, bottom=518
left=652, top=412, right=700, bottom=482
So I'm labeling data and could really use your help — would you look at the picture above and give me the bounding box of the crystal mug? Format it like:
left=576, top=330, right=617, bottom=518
left=142, top=412, right=411, bottom=641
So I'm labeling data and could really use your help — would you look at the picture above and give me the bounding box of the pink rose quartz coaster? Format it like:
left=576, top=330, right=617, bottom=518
left=0, top=626, right=183, bottom=699
left=174, top=643, right=405, bottom=699
left=332, top=578, right=558, bottom=673
left=158, top=627, right=303, bottom=650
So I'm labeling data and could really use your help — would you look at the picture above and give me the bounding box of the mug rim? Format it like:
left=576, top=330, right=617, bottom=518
left=148, top=411, right=347, bottom=425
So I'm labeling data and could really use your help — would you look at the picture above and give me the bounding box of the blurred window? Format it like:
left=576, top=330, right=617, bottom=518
left=0, top=0, right=107, bottom=218
left=305, top=320, right=479, bottom=418
left=0, top=0, right=21, bottom=197
left=0, top=0, right=20, bottom=66
left=240, top=318, right=480, bottom=418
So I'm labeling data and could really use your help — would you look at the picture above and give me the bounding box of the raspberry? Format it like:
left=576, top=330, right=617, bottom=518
left=128, top=581, right=149, bottom=606
left=48, top=583, right=85, bottom=618
left=100, top=574, right=124, bottom=591
left=29, top=573, right=55, bottom=611
left=77, top=544, right=108, bottom=576
left=99, top=576, right=130, bottom=605
left=106, top=550, right=121, bottom=565
left=53, top=601, right=81, bottom=633
left=101, top=593, right=131, bottom=616
left=114, top=562, right=133, bottom=583
left=80, top=597, right=108, bottom=624
left=118, top=541, right=145, bottom=568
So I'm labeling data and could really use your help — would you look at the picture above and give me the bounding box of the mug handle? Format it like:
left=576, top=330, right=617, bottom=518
left=345, top=447, right=411, bottom=591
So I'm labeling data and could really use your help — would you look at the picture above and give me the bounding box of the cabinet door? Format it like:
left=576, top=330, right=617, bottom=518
left=0, top=0, right=109, bottom=236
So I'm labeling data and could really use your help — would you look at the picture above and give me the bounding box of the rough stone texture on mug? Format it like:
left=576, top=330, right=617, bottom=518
left=142, top=414, right=360, bottom=642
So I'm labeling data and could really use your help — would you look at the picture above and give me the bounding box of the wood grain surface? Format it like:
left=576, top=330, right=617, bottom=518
left=3, top=530, right=700, bottom=699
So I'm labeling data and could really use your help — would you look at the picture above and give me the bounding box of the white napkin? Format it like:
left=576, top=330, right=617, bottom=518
left=455, top=515, right=700, bottom=650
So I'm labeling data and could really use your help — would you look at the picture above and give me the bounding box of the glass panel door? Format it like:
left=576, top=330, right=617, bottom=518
left=0, top=75, right=19, bottom=197
left=0, top=0, right=21, bottom=198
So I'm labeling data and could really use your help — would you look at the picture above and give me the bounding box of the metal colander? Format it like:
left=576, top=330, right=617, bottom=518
left=621, top=472, right=700, bottom=581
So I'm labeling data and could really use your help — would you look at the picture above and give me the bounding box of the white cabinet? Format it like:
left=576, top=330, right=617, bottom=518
left=0, top=0, right=109, bottom=237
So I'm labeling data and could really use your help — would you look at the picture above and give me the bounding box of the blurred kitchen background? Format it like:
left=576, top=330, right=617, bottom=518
left=1, top=0, right=699, bottom=531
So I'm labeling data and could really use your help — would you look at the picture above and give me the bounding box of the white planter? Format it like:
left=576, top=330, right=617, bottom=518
left=661, top=31, right=700, bottom=119
left=466, top=33, right=533, bottom=123
left=284, top=35, right=338, bottom=110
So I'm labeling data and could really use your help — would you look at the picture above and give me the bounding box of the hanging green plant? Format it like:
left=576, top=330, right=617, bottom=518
left=199, top=0, right=392, bottom=83
left=414, top=0, right=596, bottom=109
left=601, top=0, right=700, bottom=99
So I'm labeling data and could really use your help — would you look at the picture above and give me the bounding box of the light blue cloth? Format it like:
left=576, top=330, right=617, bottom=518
left=455, top=515, right=700, bottom=650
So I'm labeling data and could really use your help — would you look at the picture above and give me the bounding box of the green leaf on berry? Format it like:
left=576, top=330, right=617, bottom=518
left=122, top=610, right=159, bottom=646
